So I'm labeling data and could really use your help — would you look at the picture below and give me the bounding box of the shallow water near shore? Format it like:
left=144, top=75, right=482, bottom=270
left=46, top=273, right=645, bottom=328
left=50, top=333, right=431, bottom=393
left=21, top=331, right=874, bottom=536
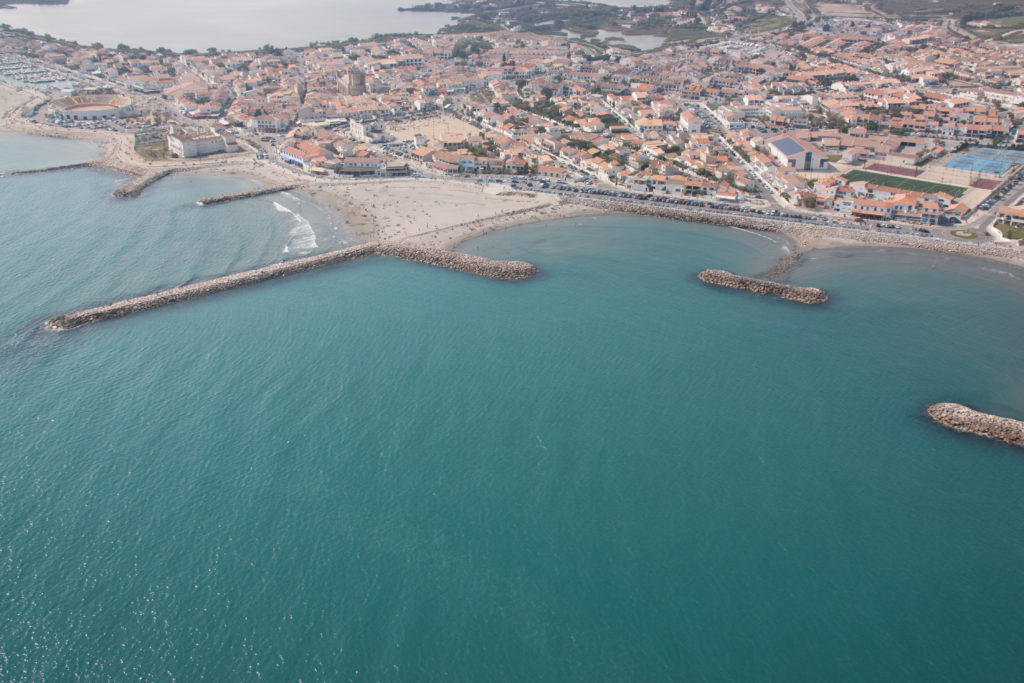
left=4, top=136, right=1024, bottom=680
left=0, top=130, right=102, bottom=172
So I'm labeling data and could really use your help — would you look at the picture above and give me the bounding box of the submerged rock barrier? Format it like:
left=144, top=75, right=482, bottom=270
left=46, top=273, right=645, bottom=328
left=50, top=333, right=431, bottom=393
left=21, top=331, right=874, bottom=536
left=698, top=269, right=828, bottom=304
left=10, top=161, right=96, bottom=175
left=927, top=402, right=1024, bottom=448
left=112, top=169, right=175, bottom=198
left=197, top=185, right=298, bottom=206
left=45, top=243, right=538, bottom=330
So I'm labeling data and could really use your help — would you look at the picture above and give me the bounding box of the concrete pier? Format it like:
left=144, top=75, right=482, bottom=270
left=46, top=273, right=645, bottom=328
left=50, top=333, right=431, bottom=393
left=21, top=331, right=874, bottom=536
left=928, top=402, right=1024, bottom=448
left=197, top=185, right=298, bottom=206
left=112, top=169, right=175, bottom=198
left=698, top=269, right=828, bottom=304
left=45, top=243, right=538, bottom=330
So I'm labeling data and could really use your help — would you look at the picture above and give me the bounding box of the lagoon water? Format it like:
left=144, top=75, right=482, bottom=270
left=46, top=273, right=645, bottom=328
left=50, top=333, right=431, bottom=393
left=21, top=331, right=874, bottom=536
left=3, top=133, right=1024, bottom=680
left=0, top=0, right=460, bottom=52
left=0, top=0, right=665, bottom=51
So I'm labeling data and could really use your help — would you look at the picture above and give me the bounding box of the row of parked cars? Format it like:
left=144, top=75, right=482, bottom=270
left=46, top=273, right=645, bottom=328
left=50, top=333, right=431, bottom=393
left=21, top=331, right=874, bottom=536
left=980, top=172, right=1022, bottom=210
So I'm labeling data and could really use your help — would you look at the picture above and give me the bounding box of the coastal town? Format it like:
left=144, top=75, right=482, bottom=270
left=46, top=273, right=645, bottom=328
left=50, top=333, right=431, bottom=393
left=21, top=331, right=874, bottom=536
left=4, top=1, right=1024, bottom=250
left=6, top=5, right=1024, bottom=680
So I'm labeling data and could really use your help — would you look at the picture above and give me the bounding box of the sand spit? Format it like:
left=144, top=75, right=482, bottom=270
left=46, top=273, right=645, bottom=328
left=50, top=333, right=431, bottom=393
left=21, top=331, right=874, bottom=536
left=928, top=402, right=1024, bottom=448
left=698, top=269, right=828, bottom=304
left=45, top=243, right=538, bottom=330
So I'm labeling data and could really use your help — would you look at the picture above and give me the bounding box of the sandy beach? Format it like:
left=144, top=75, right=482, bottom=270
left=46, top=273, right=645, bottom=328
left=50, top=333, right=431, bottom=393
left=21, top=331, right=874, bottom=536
left=0, top=81, right=586, bottom=247
left=3, top=79, right=1024, bottom=267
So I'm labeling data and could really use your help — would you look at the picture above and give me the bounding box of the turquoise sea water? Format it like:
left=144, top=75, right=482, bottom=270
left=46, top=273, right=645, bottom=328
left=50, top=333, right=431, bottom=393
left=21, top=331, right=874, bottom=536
left=3, top=134, right=1024, bottom=680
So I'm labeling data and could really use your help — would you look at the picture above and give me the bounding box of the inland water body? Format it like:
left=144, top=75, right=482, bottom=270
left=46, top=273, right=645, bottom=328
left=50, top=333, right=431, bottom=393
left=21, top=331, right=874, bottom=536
left=3, top=133, right=1024, bottom=680
left=0, top=0, right=664, bottom=52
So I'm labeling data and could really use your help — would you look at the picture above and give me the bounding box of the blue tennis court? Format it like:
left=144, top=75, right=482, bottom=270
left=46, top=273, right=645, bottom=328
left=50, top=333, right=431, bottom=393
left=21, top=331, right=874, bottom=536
left=945, top=148, right=1024, bottom=175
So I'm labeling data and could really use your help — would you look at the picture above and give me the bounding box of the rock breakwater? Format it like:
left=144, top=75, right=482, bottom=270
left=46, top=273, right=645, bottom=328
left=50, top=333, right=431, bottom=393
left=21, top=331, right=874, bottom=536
left=45, top=243, right=538, bottom=330
left=698, top=269, right=828, bottom=304
left=9, top=161, right=96, bottom=175
left=197, top=185, right=298, bottom=206
left=927, top=402, right=1024, bottom=448
left=112, top=169, right=175, bottom=198
left=566, top=197, right=1024, bottom=264
left=377, top=244, right=539, bottom=280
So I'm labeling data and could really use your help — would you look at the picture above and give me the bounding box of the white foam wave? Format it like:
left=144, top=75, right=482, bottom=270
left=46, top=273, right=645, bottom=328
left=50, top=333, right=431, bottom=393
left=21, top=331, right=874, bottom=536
left=274, top=201, right=318, bottom=254
left=981, top=267, right=1016, bottom=278
left=726, top=224, right=777, bottom=242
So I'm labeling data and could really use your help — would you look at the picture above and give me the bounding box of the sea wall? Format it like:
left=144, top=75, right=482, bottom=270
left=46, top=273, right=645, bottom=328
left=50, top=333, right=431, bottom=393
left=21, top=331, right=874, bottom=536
left=198, top=185, right=298, bottom=206
left=112, top=169, right=175, bottom=198
left=566, top=198, right=1024, bottom=263
left=928, top=402, right=1024, bottom=448
left=698, top=269, right=828, bottom=304
left=46, top=243, right=538, bottom=330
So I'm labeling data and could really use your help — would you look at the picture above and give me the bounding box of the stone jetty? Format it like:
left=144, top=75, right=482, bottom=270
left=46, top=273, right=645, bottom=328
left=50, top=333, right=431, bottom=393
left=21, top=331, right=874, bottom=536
left=698, top=269, right=828, bottom=304
left=197, top=185, right=298, bottom=206
left=927, top=402, right=1024, bottom=448
left=9, top=161, right=96, bottom=175
left=377, top=244, right=538, bottom=280
left=45, top=243, right=538, bottom=330
left=112, top=169, right=175, bottom=198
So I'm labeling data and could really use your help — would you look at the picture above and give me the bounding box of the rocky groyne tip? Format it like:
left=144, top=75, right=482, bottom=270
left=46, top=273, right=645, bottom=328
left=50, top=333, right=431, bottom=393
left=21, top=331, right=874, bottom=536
left=112, top=169, right=175, bottom=198
left=928, top=402, right=1024, bottom=448
left=698, top=269, right=828, bottom=304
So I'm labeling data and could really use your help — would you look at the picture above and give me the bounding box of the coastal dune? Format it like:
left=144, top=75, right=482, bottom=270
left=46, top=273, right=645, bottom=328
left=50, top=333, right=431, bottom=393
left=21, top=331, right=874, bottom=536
left=45, top=243, right=538, bottom=330
left=698, top=269, right=828, bottom=304
left=927, top=402, right=1024, bottom=448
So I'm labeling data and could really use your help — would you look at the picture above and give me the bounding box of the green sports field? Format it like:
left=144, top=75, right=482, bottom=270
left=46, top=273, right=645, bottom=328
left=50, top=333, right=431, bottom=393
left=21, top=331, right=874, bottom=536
left=843, top=170, right=967, bottom=198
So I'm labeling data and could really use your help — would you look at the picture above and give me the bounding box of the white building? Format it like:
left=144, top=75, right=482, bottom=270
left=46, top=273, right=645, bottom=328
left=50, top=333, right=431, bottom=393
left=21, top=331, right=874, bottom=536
left=767, top=135, right=828, bottom=171
left=167, top=131, right=228, bottom=158
left=351, top=118, right=388, bottom=143
left=679, top=109, right=703, bottom=133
